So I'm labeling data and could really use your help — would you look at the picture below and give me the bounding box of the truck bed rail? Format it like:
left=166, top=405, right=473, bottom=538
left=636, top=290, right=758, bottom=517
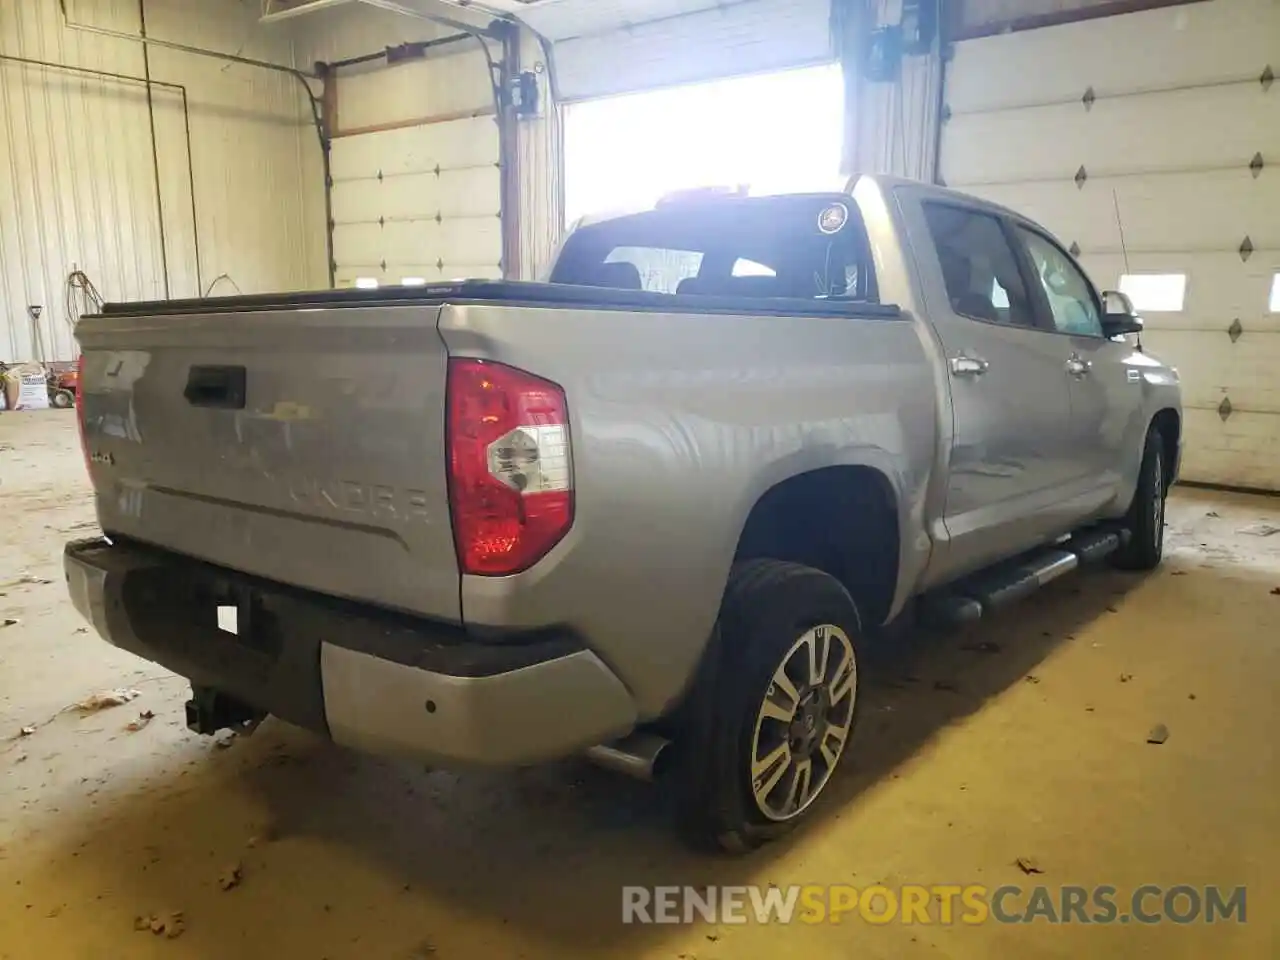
left=96, top=280, right=904, bottom=322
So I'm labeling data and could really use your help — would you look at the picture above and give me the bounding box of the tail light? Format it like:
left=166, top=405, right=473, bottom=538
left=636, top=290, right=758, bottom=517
left=446, top=359, right=573, bottom=576
left=75, top=352, right=91, bottom=476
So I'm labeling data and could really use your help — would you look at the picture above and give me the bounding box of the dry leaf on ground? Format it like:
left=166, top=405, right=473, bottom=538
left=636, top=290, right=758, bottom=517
left=126, top=711, right=156, bottom=732
left=219, top=862, right=243, bottom=891
left=71, top=689, right=141, bottom=713
left=136, top=912, right=185, bottom=939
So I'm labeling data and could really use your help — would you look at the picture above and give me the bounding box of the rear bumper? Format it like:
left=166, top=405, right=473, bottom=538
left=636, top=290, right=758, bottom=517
left=64, top=538, right=636, bottom=767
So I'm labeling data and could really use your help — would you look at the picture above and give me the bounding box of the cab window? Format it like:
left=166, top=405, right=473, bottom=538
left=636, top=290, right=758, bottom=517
left=923, top=204, right=1036, bottom=328
left=603, top=247, right=703, bottom=294
left=551, top=196, right=876, bottom=302
left=1016, top=227, right=1103, bottom=337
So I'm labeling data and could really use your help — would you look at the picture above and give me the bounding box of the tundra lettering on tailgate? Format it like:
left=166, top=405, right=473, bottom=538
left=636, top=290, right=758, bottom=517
left=288, top=477, right=433, bottom=523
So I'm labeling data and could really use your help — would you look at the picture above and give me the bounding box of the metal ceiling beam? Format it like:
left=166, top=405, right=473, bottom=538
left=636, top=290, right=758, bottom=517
left=359, top=0, right=502, bottom=35
left=423, top=0, right=522, bottom=19
left=59, top=0, right=321, bottom=79
left=262, top=0, right=502, bottom=34
left=260, top=0, right=359, bottom=23
left=953, top=0, right=1209, bottom=41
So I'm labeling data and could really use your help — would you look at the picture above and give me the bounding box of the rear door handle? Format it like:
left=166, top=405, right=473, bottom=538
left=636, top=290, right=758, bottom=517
left=1066, top=355, right=1091, bottom=378
left=949, top=355, right=989, bottom=378
left=184, top=365, right=246, bottom=409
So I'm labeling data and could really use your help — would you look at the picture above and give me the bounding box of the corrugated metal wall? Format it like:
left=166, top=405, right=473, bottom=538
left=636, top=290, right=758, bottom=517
left=0, top=0, right=327, bottom=363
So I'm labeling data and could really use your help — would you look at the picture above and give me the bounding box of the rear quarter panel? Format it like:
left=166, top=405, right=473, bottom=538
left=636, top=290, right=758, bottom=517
left=440, top=302, right=938, bottom=717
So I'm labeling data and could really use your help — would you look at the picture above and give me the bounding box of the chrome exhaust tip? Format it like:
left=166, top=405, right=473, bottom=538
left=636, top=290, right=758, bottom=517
left=585, top=731, right=671, bottom=782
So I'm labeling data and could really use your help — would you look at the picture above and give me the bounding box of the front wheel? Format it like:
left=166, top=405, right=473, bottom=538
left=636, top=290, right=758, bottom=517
left=1112, top=428, right=1167, bottom=571
left=673, top=559, right=863, bottom=853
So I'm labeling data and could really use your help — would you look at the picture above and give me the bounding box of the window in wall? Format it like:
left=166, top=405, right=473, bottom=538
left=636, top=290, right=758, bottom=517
left=402, top=277, right=427, bottom=287
left=564, top=64, right=844, bottom=224
left=1269, top=273, right=1280, bottom=312
left=354, top=277, right=379, bottom=289
left=1119, top=273, right=1186, bottom=312
left=923, top=204, right=1034, bottom=327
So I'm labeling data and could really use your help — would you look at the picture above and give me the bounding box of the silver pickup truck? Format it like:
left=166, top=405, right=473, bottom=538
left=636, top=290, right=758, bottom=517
left=66, top=176, right=1180, bottom=851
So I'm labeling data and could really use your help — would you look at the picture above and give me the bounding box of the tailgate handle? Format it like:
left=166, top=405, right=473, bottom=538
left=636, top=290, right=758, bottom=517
left=184, top=365, right=246, bottom=409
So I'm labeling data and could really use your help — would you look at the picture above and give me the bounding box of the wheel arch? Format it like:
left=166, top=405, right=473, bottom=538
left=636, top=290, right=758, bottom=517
left=730, top=463, right=902, bottom=630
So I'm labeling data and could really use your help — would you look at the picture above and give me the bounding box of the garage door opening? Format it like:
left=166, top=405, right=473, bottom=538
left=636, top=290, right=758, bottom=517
left=564, top=64, right=845, bottom=225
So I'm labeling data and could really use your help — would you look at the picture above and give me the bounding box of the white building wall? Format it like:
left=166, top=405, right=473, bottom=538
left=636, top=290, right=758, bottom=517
left=294, top=3, right=495, bottom=129
left=294, top=5, right=549, bottom=283
left=940, top=0, right=1280, bottom=490
left=0, top=0, right=327, bottom=363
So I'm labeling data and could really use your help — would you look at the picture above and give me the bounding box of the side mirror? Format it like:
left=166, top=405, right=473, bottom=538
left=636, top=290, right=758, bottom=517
left=1101, top=290, right=1143, bottom=338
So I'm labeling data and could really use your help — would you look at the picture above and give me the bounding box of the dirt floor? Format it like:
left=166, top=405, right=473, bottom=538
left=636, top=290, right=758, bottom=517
left=0, top=410, right=1276, bottom=958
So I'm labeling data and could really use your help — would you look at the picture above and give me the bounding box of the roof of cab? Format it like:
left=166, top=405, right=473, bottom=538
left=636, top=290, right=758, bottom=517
left=565, top=175, right=1040, bottom=239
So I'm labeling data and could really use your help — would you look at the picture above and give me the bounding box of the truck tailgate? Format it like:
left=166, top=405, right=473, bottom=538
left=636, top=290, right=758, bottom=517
left=76, top=303, right=460, bottom=623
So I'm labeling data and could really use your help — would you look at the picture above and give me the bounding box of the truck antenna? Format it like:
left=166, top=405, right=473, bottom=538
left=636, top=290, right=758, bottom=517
left=1112, top=189, right=1132, bottom=276
left=1112, top=189, right=1142, bottom=352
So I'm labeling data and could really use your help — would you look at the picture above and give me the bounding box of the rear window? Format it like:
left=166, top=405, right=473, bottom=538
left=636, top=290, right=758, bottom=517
left=551, top=196, right=876, bottom=302
left=603, top=247, right=703, bottom=295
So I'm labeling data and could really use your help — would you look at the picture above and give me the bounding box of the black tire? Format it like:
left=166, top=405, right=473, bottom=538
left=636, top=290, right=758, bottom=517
left=673, top=559, right=863, bottom=854
left=1111, top=427, right=1167, bottom=571
left=50, top=389, right=74, bottom=409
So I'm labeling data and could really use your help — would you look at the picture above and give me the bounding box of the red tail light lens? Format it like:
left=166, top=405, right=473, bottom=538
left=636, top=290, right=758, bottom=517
left=75, top=352, right=91, bottom=476
left=446, top=359, right=573, bottom=576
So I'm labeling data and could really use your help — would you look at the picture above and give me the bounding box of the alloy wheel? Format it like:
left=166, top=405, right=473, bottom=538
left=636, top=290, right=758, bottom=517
left=748, top=624, right=857, bottom=821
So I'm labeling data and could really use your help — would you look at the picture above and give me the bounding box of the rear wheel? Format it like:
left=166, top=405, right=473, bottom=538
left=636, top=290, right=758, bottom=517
left=674, top=559, right=863, bottom=853
left=51, top=389, right=74, bottom=409
left=1112, top=427, right=1167, bottom=571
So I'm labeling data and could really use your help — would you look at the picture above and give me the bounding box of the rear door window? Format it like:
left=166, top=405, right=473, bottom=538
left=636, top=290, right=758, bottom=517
left=923, top=203, right=1036, bottom=328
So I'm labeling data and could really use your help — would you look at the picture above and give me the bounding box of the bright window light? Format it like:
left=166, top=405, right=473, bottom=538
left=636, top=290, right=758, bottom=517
left=1270, top=273, right=1280, bottom=312
left=1119, top=273, right=1186, bottom=312
left=401, top=277, right=426, bottom=286
left=733, top=259, right=776, bottom=277
left=564, top=64, right=845, bottom=224
left=990, top=278, right=1010, bottom=309
left=354, top=277, right=379, bottom=289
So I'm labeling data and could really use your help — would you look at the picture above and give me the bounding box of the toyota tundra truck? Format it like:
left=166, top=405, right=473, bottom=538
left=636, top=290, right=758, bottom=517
left=66, top=176, right=1181, bottom=851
